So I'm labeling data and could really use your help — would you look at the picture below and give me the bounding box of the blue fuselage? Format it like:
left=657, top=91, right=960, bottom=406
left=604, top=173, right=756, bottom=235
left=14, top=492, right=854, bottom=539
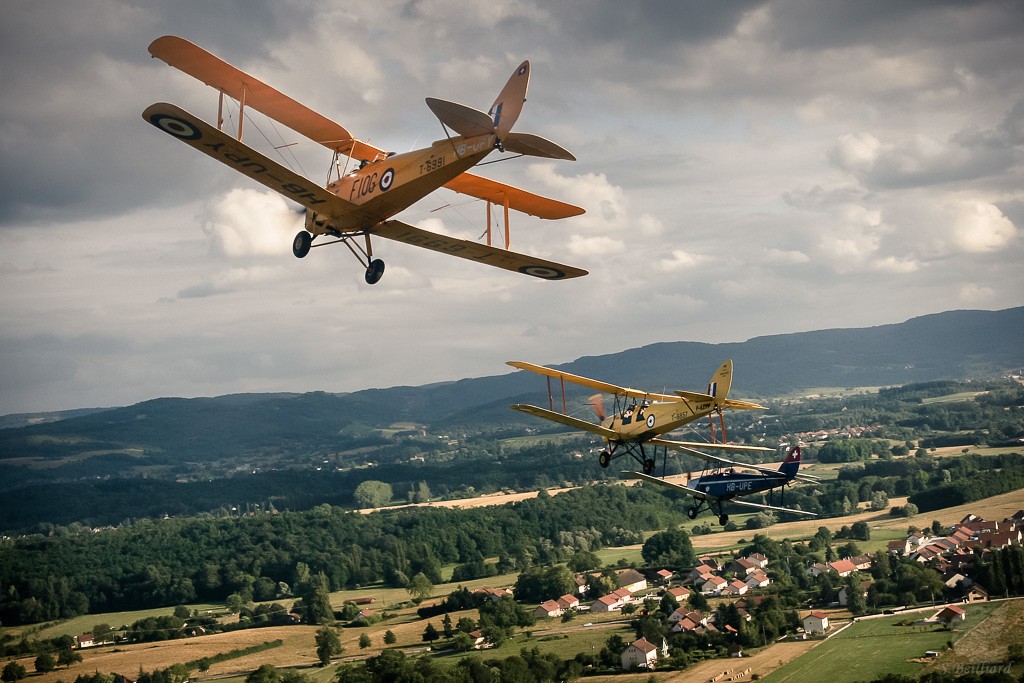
left=690, top=471, right=787, bottom=499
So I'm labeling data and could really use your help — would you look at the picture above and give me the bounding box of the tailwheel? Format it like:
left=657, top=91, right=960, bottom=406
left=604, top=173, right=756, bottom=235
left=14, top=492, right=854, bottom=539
left=365, top=259, right=385, bottom=284
left=718, top=514, right=729, bottom=526
left=687, top=506, right=698, bottom=520
left=598, top=451, right=611, bottom=468
left=643, top=458, right=656, bottom=475
left=292, top=231, right=312, bottom=258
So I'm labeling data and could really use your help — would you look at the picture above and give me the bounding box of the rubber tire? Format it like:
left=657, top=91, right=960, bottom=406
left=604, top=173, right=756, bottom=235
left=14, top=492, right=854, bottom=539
left=598, top=451, right=611, bottom=468
left=719, top=514, right=729, bottom=526
left=293, top=231, right=312, bottom=258
left=365, top=259, right=385, bottom=284
left=687, top=506, right=698, bottom=520
left=643, top=458, right=656, bottom=475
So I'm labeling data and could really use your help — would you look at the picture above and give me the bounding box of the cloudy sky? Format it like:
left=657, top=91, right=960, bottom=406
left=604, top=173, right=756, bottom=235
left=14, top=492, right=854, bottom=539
left=2, top=1, right=1022, bottom=414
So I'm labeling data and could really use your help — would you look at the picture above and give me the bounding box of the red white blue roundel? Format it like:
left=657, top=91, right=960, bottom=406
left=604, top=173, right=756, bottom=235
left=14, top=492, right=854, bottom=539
left=380, top=168, right=395, bottom=191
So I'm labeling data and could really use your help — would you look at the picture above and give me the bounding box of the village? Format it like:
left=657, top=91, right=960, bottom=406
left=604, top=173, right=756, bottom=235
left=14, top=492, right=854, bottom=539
left=465, top=509, right=1024, bottom=672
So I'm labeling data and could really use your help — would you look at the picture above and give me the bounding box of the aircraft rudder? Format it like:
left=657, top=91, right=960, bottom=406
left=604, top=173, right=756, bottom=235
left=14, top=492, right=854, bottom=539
left=779, top=445, right=801, bottom=480
left=489, top=60, right=530, bottom=137
left=709, top=359, right=733, bottom=406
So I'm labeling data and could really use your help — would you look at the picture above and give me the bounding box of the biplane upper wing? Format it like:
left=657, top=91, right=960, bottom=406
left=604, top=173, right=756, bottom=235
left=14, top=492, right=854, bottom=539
left=648, top=438, right=820, bottom=483
left=142, top=102, right=376, bottom=225
left=508, top=404, right=619, bottom=439
left=443, top=174, right=585, bottom=220
left=622, top=471, right=816, bottom=516
left=506, top=362, right=679, bottom=402
left=372, top=220, right=587, bottom=280
left=148, top=35, right=384, bottom=161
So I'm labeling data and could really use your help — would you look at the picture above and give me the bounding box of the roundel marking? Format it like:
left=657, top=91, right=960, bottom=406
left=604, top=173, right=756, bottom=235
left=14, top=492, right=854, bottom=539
left=646, top=414, right=656, bottom=429
left=518, top=265, right=566, bottom=280
left=150, top=114, right=202, bottom=140
left=379, top=167, right=395, bottom=191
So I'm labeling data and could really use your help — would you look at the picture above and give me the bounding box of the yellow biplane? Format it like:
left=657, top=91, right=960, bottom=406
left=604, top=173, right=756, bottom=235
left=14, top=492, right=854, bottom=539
left=143, top=36, right=587, bottom=284
left=508, top=359, right=819, bottom=523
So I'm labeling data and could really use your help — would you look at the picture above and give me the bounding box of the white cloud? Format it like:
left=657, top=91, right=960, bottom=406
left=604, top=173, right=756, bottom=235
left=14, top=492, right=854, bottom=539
left=2, top=1, right=1024, bottom=413
left=203, top=189, right=305, bottom=258
left=949, top=199, right=1017, bottom=253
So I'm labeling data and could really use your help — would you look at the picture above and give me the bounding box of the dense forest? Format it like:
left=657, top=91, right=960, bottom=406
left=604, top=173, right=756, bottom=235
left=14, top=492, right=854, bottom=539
left=1, top=379, right=1022, bottom=532
left=2, top=443, right=1024, bottom=626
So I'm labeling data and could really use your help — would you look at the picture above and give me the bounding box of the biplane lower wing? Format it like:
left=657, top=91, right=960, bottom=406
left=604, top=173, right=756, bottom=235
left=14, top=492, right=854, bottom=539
left=647, top=438, right=774, bottom=455
left=622, top=471, right=708, bottom=499
left=649, top=438, right=820, bottom=483
left=372, top=220, right=587, bottom=280
left=726, top=498, right=817, bottom=516
left=142, top=103, right=375, bottom=226
left=622, top=471, right=816, bottom=517
left=508, top=404, right=619, bottom=439
left=506, top=361, right=678, bottom=402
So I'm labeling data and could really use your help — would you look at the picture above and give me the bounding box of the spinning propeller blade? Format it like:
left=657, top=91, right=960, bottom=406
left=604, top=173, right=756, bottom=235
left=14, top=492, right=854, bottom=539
left=588, top=393, right=606, bottom=421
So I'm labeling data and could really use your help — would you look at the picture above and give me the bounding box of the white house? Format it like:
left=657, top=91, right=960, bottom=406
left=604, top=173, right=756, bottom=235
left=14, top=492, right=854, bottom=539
left=802, top=611, right=830, bottom=634
left=533, top=600, right=563, bottom=619
left=700, top=575, right=727, bottom=595
left=556, top=593, right=580, bottom=611
left=745, top=570, right=770, bottom=589
left=591, top=594, right=622, bottom=613
left=617, top=569, right=648, bottom=593
left=621, top=637, right=658, bottom=670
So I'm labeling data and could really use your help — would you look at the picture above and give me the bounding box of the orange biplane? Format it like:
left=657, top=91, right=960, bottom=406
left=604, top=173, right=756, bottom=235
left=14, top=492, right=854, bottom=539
left=144, top=36, right=587, bottom=284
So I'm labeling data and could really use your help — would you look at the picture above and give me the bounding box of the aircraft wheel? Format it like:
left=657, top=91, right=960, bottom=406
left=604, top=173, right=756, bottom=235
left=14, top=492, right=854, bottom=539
left=643, top=458, right=656, bottom=475
left=598, top=451, right=611, bottom=468
left=687, top=506, right=698, bottom=520
left=292, top=231, right=312, bottom=258
left=718, top=514, right=729, bottom=526
left=365, top=259, right=385, bottom=284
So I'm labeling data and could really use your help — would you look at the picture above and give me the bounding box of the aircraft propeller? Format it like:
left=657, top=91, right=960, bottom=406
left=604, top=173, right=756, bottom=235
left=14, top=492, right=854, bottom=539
left=588, top=393, right=606, bottom=421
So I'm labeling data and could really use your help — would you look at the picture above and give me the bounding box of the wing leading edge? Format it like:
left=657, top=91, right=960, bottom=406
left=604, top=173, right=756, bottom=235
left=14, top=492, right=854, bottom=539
left=622, top=471, right=816, bottom=516
left=506, top=362, right=679, bottom=402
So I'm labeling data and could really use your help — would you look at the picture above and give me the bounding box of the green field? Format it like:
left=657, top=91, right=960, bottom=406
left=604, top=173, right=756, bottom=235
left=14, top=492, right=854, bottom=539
left=761, top=602, right=1001, bottom=683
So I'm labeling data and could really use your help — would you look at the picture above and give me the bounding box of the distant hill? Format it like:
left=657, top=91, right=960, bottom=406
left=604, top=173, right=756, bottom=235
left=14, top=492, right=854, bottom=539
left=0, top=306, right=1021, bottom=531
left=1, top=306, right=1021, bottom=458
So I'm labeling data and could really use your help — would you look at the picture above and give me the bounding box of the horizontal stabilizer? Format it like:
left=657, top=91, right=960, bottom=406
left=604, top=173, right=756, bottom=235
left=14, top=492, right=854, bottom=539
left=722, top=398, right=768, bottom=411
left=426, top=98, right=495, bottom=137
left=502, top=132, right=575, bottom=160
left=675, top=390, right=715, bottom=403
left=373, top=220, right=586, bottom=280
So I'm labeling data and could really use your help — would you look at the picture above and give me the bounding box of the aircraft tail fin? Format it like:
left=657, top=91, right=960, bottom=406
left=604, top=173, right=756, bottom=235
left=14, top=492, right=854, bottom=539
left=779, top=445, right=802, bottom=481
left=708, top=360, right=733, bottom=408
left=489, top=60, right=530, bottom=138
